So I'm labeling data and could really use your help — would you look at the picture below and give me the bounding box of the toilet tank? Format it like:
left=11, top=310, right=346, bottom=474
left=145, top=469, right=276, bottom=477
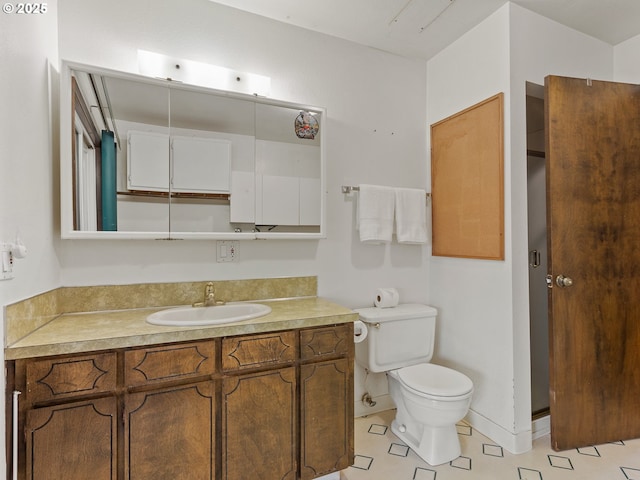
left=354, top=304, right=438, bottom=373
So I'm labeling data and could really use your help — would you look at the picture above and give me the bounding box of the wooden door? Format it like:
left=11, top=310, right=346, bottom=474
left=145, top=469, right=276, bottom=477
left=26, top=397, right=117, bottom=480
left=546, top=75, right=640, bottom=451
left=124, top=382, right=216, bottom=480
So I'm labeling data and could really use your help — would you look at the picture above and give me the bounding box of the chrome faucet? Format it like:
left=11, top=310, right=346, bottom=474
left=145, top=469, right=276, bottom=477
left=193, top=282, right=219, bottom=307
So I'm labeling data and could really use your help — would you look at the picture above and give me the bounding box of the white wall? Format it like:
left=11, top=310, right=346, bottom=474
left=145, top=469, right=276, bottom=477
left=614, top=34, right=640, bottom=83
left=426, top=3, right=614, bottom=453
left=508, top=2, right=612, bottom=449
left=426, top=3, right=517, bottom=450
left=56, top=0, right=429, bottom=308
left=0, top=2, right=60, bottom=474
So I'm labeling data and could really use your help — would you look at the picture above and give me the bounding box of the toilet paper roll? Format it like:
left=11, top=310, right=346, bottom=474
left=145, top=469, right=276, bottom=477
left=374, top=288, right=399, bottom=308
left=353, top=320, right=368, bottom=343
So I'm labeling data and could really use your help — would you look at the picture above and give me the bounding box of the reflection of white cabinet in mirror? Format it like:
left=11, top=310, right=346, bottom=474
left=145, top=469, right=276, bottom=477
left=254, top=103, right=322, bottom=233
left=255, top=141, right=321, bottom=226
left=230, top=171, right=256, bottom=224
left=171, top=136, right=231, bottom=194
left=127, top=131, right=169, bottom=192
left=300, top=178, right=322, bottom=225
left=127, top=132, right=231, bottom=194
left=60, top=61, right=325, bottom=240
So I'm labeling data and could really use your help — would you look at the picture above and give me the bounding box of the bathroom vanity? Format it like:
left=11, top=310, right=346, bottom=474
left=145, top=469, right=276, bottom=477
left=5, top=278, right=356, bottom=480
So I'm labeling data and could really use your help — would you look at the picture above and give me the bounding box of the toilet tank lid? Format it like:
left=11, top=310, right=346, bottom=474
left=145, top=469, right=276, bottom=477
left=354, top=303, right=438, bottom=323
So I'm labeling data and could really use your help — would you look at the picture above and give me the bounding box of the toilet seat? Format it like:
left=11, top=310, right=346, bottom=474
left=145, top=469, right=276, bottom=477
left=395, top=363, right=473, bottom=399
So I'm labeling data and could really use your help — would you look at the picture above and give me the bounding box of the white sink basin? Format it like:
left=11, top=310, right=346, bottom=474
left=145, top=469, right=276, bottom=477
left=146, top=303, right=272, bottom=326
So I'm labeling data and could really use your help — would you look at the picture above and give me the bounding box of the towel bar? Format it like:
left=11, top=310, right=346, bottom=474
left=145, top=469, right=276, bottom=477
left=341, top=185, right=431, bottom=199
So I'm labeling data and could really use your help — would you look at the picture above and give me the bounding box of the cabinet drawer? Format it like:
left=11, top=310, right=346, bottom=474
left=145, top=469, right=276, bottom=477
left=25, top=352, right=117, bottom=404
left=125, top=341, right=216, bottom=388
left=300, top=323, right=353, bottom=361
left=222, top=331, right=296, bottom=371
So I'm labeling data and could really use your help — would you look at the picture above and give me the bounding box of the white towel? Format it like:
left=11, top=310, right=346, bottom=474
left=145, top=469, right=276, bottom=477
left=395, top=187, right=428, bottom=244
left=357, top=184, right=395, bottom=244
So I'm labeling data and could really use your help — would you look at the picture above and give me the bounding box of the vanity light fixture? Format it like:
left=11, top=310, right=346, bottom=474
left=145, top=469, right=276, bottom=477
left=137, top=49, right=271, bottom=97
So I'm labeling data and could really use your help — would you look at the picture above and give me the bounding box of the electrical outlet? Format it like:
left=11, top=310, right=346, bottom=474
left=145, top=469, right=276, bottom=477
left=216, top=241, right=238, bottom=262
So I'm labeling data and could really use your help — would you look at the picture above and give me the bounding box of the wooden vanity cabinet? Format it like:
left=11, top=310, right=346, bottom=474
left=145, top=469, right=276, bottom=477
left=14, top=342, right=217, bottom=480
left=123, top=341, right=217, bottom=480
left=221, top=331, right=298, bottom=480
left=220, top=325, right=354, bottom=480
left=17, top=352, right=119, bottom=480
left=299, top=324, right=354, bottom=480
left=8, top=324, right=353, bottom=480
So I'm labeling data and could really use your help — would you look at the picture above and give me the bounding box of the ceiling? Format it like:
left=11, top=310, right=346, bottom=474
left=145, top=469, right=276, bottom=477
left=210, top=0, right=640, bottom=60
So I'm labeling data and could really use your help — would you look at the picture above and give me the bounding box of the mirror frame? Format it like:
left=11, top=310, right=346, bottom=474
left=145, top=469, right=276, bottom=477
left=60, top=60, right=326, bottom=240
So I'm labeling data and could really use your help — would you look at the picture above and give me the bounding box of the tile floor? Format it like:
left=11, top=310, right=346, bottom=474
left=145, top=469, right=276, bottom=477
left=342, top=409, right=640, bottom=480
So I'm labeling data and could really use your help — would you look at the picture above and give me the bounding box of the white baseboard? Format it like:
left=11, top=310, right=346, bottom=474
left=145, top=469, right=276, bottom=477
left=354, top=400, right=542, bottom=455
left=465, top=408, right=533, bottom=454
left=532, top=415, right=550, bottom=440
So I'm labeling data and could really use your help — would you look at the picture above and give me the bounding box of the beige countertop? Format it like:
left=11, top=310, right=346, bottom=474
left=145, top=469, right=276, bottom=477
left=5, top=297, right=357, bottom=360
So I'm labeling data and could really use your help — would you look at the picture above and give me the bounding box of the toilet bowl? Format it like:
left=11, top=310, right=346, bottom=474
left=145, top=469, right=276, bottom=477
left=354, top=304, right=474, bottom=466
left=387, top=364, right=473, bottom=465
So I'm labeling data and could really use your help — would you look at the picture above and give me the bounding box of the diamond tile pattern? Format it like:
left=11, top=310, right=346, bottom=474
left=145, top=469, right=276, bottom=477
left=367, top=424, right=387, bottom=436
left=388, top=443, right=410, bottom=457
left=547, top=455, right=573, bottom=470
left=343, top=409, right=640, bottom=480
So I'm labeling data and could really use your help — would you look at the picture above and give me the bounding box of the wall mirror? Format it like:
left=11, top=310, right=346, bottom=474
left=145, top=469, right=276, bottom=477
left=60, top=61, right=325, bottom=240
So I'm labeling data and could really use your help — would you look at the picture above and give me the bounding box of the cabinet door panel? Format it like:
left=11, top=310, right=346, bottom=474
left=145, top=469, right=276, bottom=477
left=171, top=136, right=231, bottom=193
left=127, top=131, right=170, bottom=191
left=222, top=367, right=296, bottom=480
left=299, top=177, right=321, bottom=226
left=222, top=331, right=296, bottom=371
left=300, top=323, right=352, bottom=361
left=124, top=341, right=215, bottom=388
left=125, top=382, right=215, bottom=480
left=26, top=397, right=117, bottom=480
left=25, top=352, right=117, bottom=404
left=300, top=358, right=354, bottom=479
left=229, top=171, right=255, bottom=223
left=257, top=174, right=299, bottom=225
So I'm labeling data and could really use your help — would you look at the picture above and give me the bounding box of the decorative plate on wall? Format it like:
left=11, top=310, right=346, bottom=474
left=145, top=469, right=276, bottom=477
left=294, top=111, right=319, bottom=139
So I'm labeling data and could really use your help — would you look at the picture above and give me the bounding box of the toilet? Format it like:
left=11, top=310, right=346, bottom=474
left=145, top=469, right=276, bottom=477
left=355, top=304, right=473, bottom=466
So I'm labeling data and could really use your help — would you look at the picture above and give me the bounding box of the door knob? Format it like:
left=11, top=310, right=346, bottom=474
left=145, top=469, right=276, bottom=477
left=555, top=275, right=573, bottom=287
